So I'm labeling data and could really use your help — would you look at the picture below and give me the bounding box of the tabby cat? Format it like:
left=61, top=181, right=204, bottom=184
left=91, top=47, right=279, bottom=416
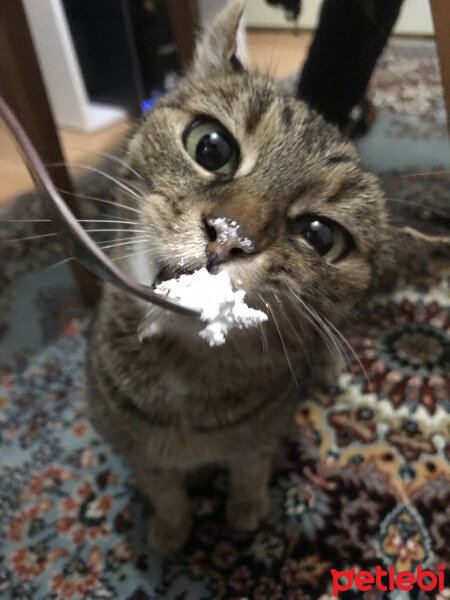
left=86, top=0, right=412, bottom=552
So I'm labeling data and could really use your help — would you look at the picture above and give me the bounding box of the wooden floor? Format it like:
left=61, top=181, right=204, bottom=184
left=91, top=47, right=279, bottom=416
left=0, top=118, right=133, bottom=210
left=246, top=28, right=312, bottom=78
left=0, top=29, right=311, bottom=209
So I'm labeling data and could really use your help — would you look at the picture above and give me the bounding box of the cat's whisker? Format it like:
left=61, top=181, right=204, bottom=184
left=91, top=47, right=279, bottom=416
left=97, top=234, right=150, bottom=246
left=273, top=292, right=313, bottom=372
left=259, top=293, right=298, bottom=387
left=45, top=256, right=75, bottom=270
left=257, top=321, right=270, bottom=363
left=1, top=232, right=57, bottom=244
left=110, top=246, right=155, bottom=262
left=48, top=162, right=141, bottom=201
left=286, top=289, right=333, bottom=353
left=303, top=303, right=345, bottom=364
left=292, top=319, right=315, bottom=372
left=78, top=219, right=144, bottom=226
left=287, top=288, right=345, bottom=367
left=115, top=176, right=146, bottom=198
left=320, top=312, right=370, bottom=386
left=84, top=228, right=149, bottom=234
left=44, top=237, right=155, bottom=270
left=77, top=210, right=146, bottom=223
left=264, top=30, right=282, bottom=83
left=101, top=153, right=145, bottom=182
left=284, top=315, right=313, bottom=372
left=160, top=241, right=206, bottom=267
left=98, top=237, right=152, bottom=251
left=302, top=306, right=348, bottom=373
left=294, top=288, right=370, bottom=387
left=0, top=218, right=52, bottom=223
left=256, top=296, right=275, bottom=366
left=109, top=238, right=159, bottom=250
left=64, top=147, right=145, bottom=182
left=0, top=225, right=152, bottom=247
left=55, top=188, right=144, bottom=217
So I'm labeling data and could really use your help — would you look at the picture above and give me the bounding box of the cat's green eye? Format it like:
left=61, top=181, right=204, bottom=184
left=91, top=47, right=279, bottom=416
left=183, top=119, right=239, bottom=175
left=289, top=215, right=352, bottom=263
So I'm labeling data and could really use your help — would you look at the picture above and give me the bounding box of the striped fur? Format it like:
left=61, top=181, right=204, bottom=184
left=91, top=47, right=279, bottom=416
left=86, top=0, right=392, bottom=551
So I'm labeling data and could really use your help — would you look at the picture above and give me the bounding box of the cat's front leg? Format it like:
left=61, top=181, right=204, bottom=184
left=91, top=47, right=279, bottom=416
left=135, top=468, right=192, bottom=553
left=226, top=454, right=272, bottom=532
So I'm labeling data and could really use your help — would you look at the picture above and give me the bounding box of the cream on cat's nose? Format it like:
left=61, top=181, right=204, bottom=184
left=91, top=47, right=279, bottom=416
left=203, top=212, right=255, bottom=266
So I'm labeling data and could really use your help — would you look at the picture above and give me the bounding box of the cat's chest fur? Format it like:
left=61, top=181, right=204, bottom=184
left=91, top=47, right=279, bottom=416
left=86, top=287, right=304, bottom=469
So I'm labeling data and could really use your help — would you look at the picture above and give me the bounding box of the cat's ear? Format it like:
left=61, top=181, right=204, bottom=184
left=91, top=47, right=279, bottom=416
left=193, top=0, right=245, bottom=74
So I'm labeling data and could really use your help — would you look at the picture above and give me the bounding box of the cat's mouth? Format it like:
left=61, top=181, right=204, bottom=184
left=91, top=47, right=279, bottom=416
left=152, top=257, right=227, bottom=288
left=152, top=264, right=198, bottom=288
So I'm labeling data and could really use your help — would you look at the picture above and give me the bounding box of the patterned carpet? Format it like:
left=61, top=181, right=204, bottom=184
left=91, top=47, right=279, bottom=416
left=0, top=41, right=449, bottom=600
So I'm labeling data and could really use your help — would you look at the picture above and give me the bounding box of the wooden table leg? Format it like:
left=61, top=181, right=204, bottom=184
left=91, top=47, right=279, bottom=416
left=166, top=0, right=199, bottom=69
left=0, top=0, right=99, bottom=304
left=430, top=0, right=450, bottom=135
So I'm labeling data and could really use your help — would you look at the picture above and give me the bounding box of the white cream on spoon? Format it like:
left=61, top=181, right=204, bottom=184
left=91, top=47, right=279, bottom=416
left=139, top=268, right=267, bottom=346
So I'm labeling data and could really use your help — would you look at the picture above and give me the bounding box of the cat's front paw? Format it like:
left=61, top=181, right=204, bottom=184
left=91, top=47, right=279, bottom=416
left=226, top=494, right=269, bottom=532
left=148, top=514, right=191, bottom=553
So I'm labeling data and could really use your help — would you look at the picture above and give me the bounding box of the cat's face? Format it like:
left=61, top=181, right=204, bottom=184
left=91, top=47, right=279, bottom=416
left=120, top=0, right=390, bottom=342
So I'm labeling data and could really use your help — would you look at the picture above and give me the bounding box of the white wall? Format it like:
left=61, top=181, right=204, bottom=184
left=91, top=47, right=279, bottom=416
left=23, top=0, right=128, bottom=132
left=245, top=0, right=434, bottom=36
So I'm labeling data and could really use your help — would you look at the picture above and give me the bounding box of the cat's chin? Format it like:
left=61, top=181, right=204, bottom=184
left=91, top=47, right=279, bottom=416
left=137, top=307, right=262, bottom=353
left=152, top=264, right=199, bottom=288
left=136, top=264, right=210, bottom=345
left=137, top=305, right=203, bottom=345
left=136, top=268, right=267, bottom=350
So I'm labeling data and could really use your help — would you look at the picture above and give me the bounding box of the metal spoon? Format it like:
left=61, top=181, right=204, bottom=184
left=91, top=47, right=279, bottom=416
left=0, top=95, right=200, bottom=319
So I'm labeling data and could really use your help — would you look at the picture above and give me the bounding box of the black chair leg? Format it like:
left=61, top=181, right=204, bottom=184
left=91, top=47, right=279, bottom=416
left=297, top=0, right=404, bottom=131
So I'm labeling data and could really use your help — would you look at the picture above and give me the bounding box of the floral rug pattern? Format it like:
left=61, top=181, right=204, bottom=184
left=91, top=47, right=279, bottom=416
left=371, top=41, right=447, bottom=141
left=0, top=272, right=449, bottom=600
left=0, top=40, right=449, bottom=599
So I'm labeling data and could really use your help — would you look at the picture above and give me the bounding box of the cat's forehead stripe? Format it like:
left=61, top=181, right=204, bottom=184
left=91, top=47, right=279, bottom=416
left=244, top=88, right=275, bottom=133
left=281, top=100, right=294, bottom=128
left=325, top=155, right=355, bottom=165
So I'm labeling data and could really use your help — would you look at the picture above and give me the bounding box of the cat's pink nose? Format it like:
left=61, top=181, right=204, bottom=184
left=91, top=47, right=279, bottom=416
left=203, top=213, right=255, bottom=265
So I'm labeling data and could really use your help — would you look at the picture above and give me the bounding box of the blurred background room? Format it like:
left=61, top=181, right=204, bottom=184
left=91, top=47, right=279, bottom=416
left=1, top=0, right=448, bottom=208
